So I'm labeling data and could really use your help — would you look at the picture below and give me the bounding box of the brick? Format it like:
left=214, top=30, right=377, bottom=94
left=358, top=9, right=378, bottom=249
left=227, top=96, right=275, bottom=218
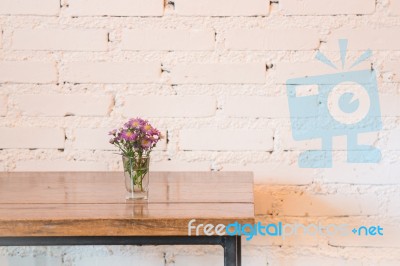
left=328, top=224, right=400, bottom=247
left=122, top=29, right=215, bottom=51
left=275, top=61, right=370, bottom=84
left=322, top=163, right=400, bottom=184
left=279, top=0, right=375, bottom=15
left=269, top=256, right=362, bottom=265
left=225, top=29, right=319, bottom=50
left=174, top=255, right=222, bottom=266
left=388, top=195, right=400, bottom=216
left=223, top=96, right=289, bottom=117
left=15, top=160, right=108, bottom=171
left=382, top=61, right=400, bottom=83
left=171, top=63, right=265, bottom=84
left=279, top=127, right=378, bottom=151
left=15, top=94, right=113, bottom=116
left=384, top=127, right=400, bottom=150
left=67, top=0, right=163, bottom=16
left=279, top=126, right=321, bottom=150
left=327, top=28, right=400, bottom=50
left=12, top=29, right=108, bottom=51
left=174, top=0, right=269, bottom=16
left=151, top=161, right=210, bottom=171
left=280, top=193, right=379, bottom=216
left=179, top=129, right=273, bottom=151
left=0, top=61, right=57, bottom=83
left=74, top=128, right=119, bottom=150
left=72, top=254, right=165, bottom=266
left=123, top=96, right=216, bottom=117
left=74, top=128, right=166, bottom=150
left=6, top=256, right=62, bottom=266
left=61, top=62, right=160, bottom=83
left=380, top=95, right=400, bottom=116
left=0, top=95, right=7, bottom=116
left=221, top=163, right=315, bottom=185
left=254, top=186, right=274, bottom=215
left=389, top=0, right=400, bottom=16
left=0, top=0, right=59, bottom=15
left=0, top=128, right=64, bottom=149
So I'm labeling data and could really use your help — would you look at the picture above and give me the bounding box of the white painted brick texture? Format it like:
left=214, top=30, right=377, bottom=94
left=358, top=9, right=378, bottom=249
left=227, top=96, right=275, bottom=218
left=123, top=96, right=216, bottom=117
left=0, top=61, right=57, bottom=83
left=61, top=62, right=160, bottom=83
left=174, top=0, right=269, bottom=16
left=122, top=29, right=215, bottom=51
left=180, top=129, right=274, bottom=151
left=15, top=94, right=113, bottom=116
left=389, top=0, right=400, bottom=15
left=0, top=128, right=64, bottom=148
left=225, top=29, right=320, bottom=51
left=0, top=0, right=399, bottom=264
left=171, top=63, right=266, bottom=84
left=0, top=95, right=7, bottom=116
left=0, top=0, right=59, bottom=15
left=67, top=0, right=163, bottom=16
left=280, top=0, right=375, bottom=15
left=12, top=29, right=108, bottom=51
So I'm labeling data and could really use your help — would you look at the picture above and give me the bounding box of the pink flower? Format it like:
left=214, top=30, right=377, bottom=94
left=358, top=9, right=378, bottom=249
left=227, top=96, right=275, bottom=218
left=108, top=129, right=117, bottom=136
left=121, top=130, right=137, bottom=141
left=141, top=138, right=152, bottom=150
left=127, top=118, right=146, bottom=129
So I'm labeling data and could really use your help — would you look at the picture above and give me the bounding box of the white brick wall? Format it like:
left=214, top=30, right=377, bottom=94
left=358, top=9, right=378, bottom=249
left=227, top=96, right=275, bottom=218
left=279, top=193, right=380, bottom=216
left=123, top=96, right=216, bottom=117
left=279, top=0, right=375, bottom=15
left=61, top=62, right=160, bottom=83
left=122, top=29, right=215, bottom=51
left=1, top=0, right=400, bottom=264
left=179, top=129, right=273, bottom=151
left=0, top=128, right=64, bottom=148
left=67, top=0, right=164, bottom=16
left=389, top=0, right=400, bottom=16
left=15, top=94, right=113, bottom=116
left=0, top=61, right=57, bottom=83
left=327, top=28, right=400, bottom=50
left=223, top=96, right=289, bottom=117
left=225, top=29, right=320, bottom=51
left=171, top=63, right=266, bottom=84
left=174, top=0, right=269, bottom=16
left=12, top=29, right=108, bottom=51
left=0, top=0, right=59, bottom=15
left=0, top=95, right=7, bottom=116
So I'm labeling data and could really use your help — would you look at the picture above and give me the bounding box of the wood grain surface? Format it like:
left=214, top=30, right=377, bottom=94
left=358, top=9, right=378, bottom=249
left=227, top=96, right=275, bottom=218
left=0, top=172, right=254, bottom=236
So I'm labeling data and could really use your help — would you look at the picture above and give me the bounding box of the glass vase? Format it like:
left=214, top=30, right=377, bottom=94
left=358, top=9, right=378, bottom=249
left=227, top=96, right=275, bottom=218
left=122, top=155, right=150, bottom=200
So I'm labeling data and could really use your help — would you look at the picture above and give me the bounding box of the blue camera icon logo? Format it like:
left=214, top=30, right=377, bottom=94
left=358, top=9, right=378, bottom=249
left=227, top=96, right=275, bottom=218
left=286, top=40, right=382, bottom=168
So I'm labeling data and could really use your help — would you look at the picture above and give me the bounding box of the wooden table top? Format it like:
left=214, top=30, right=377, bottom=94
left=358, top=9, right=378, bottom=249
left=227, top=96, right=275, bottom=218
left=0, top=171, right=254, bottom=236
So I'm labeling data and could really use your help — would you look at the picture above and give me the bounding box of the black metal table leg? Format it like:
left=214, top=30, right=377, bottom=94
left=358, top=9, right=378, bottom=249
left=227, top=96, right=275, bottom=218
left=0, top=236, right=242, bottom=266
left=223, top=235, right=241, bottom=266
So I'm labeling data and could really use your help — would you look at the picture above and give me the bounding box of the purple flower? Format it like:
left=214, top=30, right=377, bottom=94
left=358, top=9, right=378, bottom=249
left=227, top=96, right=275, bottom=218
left=141, top=137, right=152, bottom=150
left=108, top=129, right=117, bottom=136
left=127, top=118, right=146, bottom=129
left=121, top=130, right=137, bottom=141
left=110, top=118, right=161, bottom=155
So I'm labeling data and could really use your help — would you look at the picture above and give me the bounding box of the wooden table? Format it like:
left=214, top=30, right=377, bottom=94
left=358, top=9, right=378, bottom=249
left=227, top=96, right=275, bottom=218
left=0, top=171, right=254, bottom=266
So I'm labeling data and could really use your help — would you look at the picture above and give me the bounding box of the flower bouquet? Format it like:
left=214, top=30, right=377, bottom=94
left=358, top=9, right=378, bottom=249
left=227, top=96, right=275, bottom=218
left=109, top=118, right=161, bottom=200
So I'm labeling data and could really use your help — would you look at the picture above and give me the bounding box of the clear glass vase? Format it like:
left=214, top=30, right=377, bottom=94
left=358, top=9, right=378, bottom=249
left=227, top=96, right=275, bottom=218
left=122, top=155, right=150, bottom=200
